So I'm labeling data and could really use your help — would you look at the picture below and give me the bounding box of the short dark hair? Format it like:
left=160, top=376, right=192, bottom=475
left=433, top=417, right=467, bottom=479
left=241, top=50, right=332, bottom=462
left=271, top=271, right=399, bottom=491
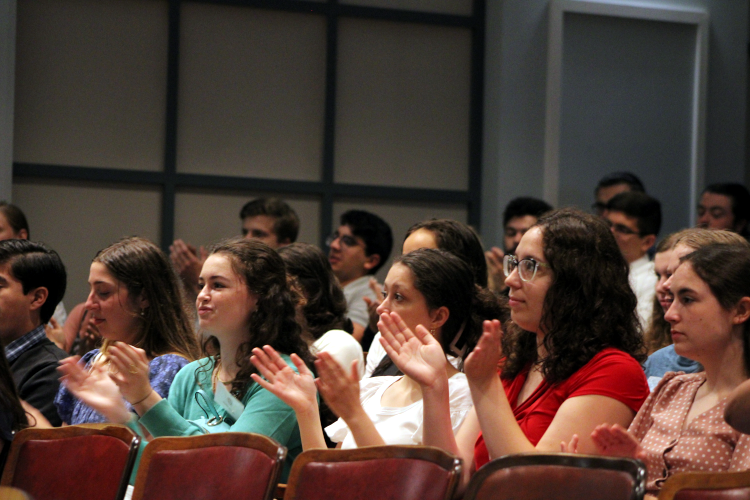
left=703, top=183, right=750, bottom=226
left=606, top=191, right=662, bottom=237
left=239, top=198, right=300, bottom=244
left=404, top=219, right=488, bottom=288
left=340, top=210, right=393, bottom=275
left=502, top=197, right=553, bottom=227
left=595, top=171, right=646, bottom=196
left=0, top=202, right=29, bottom=239
left=0, top=240, right=66, bottom=324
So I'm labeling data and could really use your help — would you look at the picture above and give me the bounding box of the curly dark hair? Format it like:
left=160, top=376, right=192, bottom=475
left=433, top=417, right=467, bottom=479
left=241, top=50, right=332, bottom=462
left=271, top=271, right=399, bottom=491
left=200, top=238, right=314, bottom=399
left=500, top=208, right=645, bottom=385
left=373, top=248, right=508, bottom=376
left=277, top=243, right=349, bottom=340
left=94, top=237, right=199, bottom=362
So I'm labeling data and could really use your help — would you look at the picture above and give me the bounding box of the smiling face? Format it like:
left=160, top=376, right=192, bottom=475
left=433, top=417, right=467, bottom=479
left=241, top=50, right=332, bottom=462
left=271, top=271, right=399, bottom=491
left=376, top=263, right=439, bottom=339
left=505, top=227, right=553, bottom=335
left=197, top=253, right=258, bottom=341
left=84, top=262, right=142, bottom=345
left=664, top=261, right=738, bottom=363
left=328, top=224, right=377, bottom=286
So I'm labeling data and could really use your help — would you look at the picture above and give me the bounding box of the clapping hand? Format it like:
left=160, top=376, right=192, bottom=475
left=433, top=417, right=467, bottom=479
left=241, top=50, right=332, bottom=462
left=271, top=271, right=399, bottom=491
left=314, top=352, right=362, bottom=421
left=591, top=424, right=643, bottom=459
left=58, top=356, right=130, bottom=423
left=464, top=320, right=503, bottom=388
left=251, top=346, right=318, bottom=415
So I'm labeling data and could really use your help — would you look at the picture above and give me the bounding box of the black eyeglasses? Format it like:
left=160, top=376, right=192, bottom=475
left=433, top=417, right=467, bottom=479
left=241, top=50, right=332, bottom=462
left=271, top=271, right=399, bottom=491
left=326, top=232, right=360, bottom=248
left=605, top=219, right=640, bottom=236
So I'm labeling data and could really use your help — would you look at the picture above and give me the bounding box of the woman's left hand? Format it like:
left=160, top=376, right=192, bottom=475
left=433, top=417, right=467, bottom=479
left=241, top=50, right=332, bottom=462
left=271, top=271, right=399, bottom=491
left=464, top=320, right=503, bottom=387
left=107, top=342, right=153, bottom=405
left=315, top=352, right=362, bottom=422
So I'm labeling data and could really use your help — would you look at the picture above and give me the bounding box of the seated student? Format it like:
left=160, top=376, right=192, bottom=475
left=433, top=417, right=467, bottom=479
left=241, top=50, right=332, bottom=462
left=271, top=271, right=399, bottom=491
left=170, top=197, right=299, bottom=297
left=591, top=171, right=646, bottom=217
left=251, top=248, right=506, bottom=450
left=60, top=239, right=311, bottom=481
left=277, top=243, right=364, bottom=378
left=643, top=228, right=748, bottom=386
left=643, top=233, right=680, bottom=355
left=0, top=240, right=67, bottom=426
left=604, top=191, right=662, bottom=329
left=0, top=202, right=67, bottom=337
left=697, top=183, right=750, bottom=238
left=380, top=209, right=649, bottom=490
left=577, top=244, right=750, bottom=499
left=55, top=237, right=200, bottom=425
left=364, top=218, right=491, bottom=375
left=327, top=210, right=393, bottom=343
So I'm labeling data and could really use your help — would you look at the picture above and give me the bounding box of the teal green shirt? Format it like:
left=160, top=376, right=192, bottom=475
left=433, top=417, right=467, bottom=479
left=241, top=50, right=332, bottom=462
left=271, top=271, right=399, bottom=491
left=128, top=356, right=301, bottom=482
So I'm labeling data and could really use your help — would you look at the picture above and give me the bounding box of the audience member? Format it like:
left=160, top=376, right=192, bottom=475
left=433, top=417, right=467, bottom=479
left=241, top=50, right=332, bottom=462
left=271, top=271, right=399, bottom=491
left=55, top=237, right=200, bottom=425
left=381, top=209, right=649, bottom=490
left=362, top=219, right=488, bottom=356
left=60, top=238, right=311, bottom=482
left=697, top=183, right=750, bottom=238
left=604, top=192, right=661, bottom=329
left=327, top=210, right=392, bottom=342
left=485, top=197, right=552, bottom=293
left=251, top=248, right=505, bottom=451
left=170, top=197, right=299, bottom=295
left=592, top=171, right=646, bottom=216
left=643, top=233, right=679, bottom=355
left=0, top=239, right=67, bottom=426
left=0, top=201, right=67, bottom=338
left=579, top=244, right=750, bottom=498
left=59, top=302, right=101, bottom=355
left=277, top=243, right=363, bottom=378
left=643, top=229, right=748, bottom=386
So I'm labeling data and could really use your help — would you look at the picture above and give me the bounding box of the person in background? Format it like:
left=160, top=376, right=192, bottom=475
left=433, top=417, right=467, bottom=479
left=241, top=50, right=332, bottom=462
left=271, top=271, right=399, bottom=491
left=578, top=244, right=750, bottom=498
left=170, top=197, right=300, bottom=297
left=327, top=210, right=392, bottom=342
left=697, top=183, right=750, bottom=238
left=604, top=192, right=661, bottom=330
left=0, top=202, right=67, bottom=342
left=643, top=233, right=679, bottom=355
left=591, top=171, right=646, bottom=217
left=0, top=239, right=67, bottom=426
left=485, top=197, right=552, bottom=293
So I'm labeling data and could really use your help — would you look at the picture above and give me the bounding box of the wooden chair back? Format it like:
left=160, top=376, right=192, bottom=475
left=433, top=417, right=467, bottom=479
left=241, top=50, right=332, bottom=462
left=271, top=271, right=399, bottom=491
left=658, top=470, right=750, bottom=500
left=131, top=432, right=286, bottom=500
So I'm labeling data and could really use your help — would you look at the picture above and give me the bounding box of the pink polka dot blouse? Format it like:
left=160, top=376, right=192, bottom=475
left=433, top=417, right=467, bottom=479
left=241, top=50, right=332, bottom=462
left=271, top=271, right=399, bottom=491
left=630, top=372, right=750, bottom=494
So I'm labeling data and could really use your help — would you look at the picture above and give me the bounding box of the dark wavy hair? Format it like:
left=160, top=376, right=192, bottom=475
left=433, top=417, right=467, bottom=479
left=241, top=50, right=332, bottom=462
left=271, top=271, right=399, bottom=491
left=404, top=219, right=489, bottom=288
left=277, top=243, right=349, bottom=340
left=373, top=248, right=508, bottom=376
left=201, top=238, right=314, bottom=399
left=94, top=237, right=200, bottom=362
left=500, top=208, right=645, bottom=384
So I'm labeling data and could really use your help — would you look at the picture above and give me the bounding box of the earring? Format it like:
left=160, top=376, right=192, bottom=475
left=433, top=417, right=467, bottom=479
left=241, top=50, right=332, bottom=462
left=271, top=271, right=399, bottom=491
left=430, top=328, right=436, bottom=336
left=140, top=308, right=146, bottom=317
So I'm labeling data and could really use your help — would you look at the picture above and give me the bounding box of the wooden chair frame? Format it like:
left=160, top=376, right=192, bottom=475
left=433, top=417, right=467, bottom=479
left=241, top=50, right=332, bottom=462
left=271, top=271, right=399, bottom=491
left=283, top=445, right=462, bottom=500
left=463, top=452, right=647, bottom=500
left=131, top=432, right=287, bottom=500
left=657, top=469, right=750, bottom=500
left=0, top=424, right=140, bottom=500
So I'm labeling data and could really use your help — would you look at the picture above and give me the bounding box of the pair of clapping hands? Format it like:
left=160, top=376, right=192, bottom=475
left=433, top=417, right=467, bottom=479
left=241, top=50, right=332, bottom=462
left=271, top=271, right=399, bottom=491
left=58, top=341, right=153, bottom=424
left=249, top=312, right=507, bottom=418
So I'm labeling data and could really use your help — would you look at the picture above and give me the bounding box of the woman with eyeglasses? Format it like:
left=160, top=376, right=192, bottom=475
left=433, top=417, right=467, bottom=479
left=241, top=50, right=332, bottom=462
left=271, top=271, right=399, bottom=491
left=380, top=208, right=649, bottom=489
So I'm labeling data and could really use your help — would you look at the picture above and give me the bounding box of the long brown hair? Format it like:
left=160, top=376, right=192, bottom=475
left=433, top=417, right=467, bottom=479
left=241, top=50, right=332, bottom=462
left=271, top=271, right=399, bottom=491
left=501, top=209, right=645, bottom=384
left=94, top=237, right=199, bottom=361
left=201, top=238, right=314, bottom=399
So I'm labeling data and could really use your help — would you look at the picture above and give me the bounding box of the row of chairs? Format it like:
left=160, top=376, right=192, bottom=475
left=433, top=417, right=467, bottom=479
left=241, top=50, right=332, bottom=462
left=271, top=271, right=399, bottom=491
left=1, top=424, right=748, bottom=500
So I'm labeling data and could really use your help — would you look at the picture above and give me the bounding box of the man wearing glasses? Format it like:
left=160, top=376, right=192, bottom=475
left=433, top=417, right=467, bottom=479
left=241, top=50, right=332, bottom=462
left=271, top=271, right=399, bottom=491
left=327, top=210, right=392, bottom=342
left=604, top=191, right=662, bottom=329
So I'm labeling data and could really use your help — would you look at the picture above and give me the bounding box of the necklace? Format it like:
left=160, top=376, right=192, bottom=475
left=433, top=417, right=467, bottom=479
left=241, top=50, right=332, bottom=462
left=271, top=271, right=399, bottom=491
left=214, top=360, right=233, bottom=384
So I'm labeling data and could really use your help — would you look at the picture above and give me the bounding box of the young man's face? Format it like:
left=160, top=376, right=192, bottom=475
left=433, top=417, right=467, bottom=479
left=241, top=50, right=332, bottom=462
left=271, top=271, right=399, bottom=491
left=696, top=192, right=737, bottom=231
left=604, top=210, right=654, bottom=264
left=0, top=262, right=38, bottom=345
left=504, top=215, right=539, bottom=255
left=242, top=215, right=283, bottom=248
left=328, top=224, right=378, bottom=287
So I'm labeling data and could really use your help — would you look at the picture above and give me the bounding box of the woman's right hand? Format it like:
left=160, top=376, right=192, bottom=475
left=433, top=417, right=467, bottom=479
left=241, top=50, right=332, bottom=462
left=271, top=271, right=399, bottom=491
left=590, top=423, right=643, bottom=459
left=58, top=356, right=131, bottom=424
left=464, top=320, right=503, bottom=388
left=378, top=312, right=447, bottom=389
left=250, top=346, right=318, bottom=415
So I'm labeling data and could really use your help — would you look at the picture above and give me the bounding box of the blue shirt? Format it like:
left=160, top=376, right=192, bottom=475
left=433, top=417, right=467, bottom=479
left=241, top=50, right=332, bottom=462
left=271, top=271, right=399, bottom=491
left=5, top=325, right=47, bottom=363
